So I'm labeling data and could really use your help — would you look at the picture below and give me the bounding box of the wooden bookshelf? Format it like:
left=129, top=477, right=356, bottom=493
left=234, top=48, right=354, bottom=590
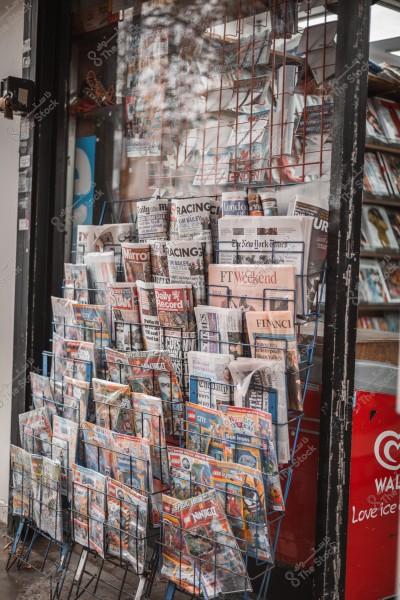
left=365, top=140, right=400, bottom=155
left=363, top=194, right=400, bottom=207
left=361, top=250, right=400, bottom=259
left=358, top=303, right=400, bottom=314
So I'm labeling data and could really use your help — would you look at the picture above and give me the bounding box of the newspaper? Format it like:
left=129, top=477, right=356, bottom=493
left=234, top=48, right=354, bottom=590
left=208, top=264, right=297, bottom=317
left=84, top=252, right=116, bottom=303
left=63, top=376, right=90, bottom=425
left=137, top=198, right=169, bottom=242
left=217, top=216, right=314, bottom=315
left=93, top=224, right=136, bottom=253
left=106, top=282, right=142, bottom=351
left=149, top=240, right=170, bottom=284
left=132, top=393, right=168, bottom=481
left=72, top=303, right=110, bottom=348
left=10, top=445, right=32, bottom=517
left=31, top=455, right=63, bottom=543
left=166, top=241, right=206, bottom=306
left=245, top=310, right=301, bottom=416
left=220, top=191, right=248, bottom=217
left=51, top=296, right=78, bottom=340
left=169, top=198, right=212, bottom=266
left=194, top=305, right=243, bottom=357
left=155, top=283, right=194, bottom=332
left=19, top=407, right=52, bottom=457
left=287, top=184, right=329, bottom=310
left=93, top=378, right=134, bottom=435
left=52, top=415, right=79, bottom=496
left=106, top=477, right=148, bottom=572
left=188, top=351, right=233, bottom=409
left=71, top=464, right=107, bottom=557
left=64, top=264, right=89, bottom=303
left=171, top=490, right=251, bottom=598
left=161, top=494, right=200, bottom=596
left=229, top=357, right=288, bottom=462
left=209, top=196, right=221, bottom=260
left=121, top=243, right=152, bottom=283
left=76, top=225, right=95, bottom=262
left=162, top=327, right=197, bottom=397
left=136, top=280, right=161, bottom=350
left=223, top=406, right=284, bottom=511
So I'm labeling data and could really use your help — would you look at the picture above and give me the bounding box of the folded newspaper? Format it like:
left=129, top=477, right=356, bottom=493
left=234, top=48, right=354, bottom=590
left=217, top=216, right=314, bottom=315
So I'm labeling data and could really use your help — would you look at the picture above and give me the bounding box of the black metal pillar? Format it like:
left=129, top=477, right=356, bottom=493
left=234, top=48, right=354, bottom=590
left=10, top=0, right=70, bottom=446
left=313, top=1, right=371, bottom=599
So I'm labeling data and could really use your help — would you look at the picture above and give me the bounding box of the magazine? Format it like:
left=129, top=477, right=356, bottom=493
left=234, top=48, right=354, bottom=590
left=149, top=240, right=170, bottom=284
left=64, top=263, right=89, bottom=303
left=136, top=280, right=161, bottom=350
left=82, top=421, right=116, bottom=478
left=185, top=402, right=230, bottom=461
left=208, top=264, right=297, bottom=317
left=137, top=198, right=169, bottom=242
left=31, top=455, right=63, bottom=543
left=71, top=464, right=107, bottom=557
left=217, top=216, right=313, bottom=314
left=222, top=405, right=284, bottom=511
left=362, top=205, right=399, bottom=250
left=366, top=98, right=387, bottom=143
left=72, top=303, right=110, bottom=348
left=168, top=447, right=213, bottom=500
left=125, top=350, right=184, bottom=438
left=63, top=376, right=90, bottom=425
left=363, top=152, right=390, bottom=197
left=121, top=243, right=152, bottom=283
left=52, top=415, right=79, bottom=495
left=10, top=445, right=32, bottom=517
left=358, top=260, right=391, bottom=304
left=172, top=490, right=251, bottom=598
left=51, top=296, right=78, bottom=340
left=93, top=378, right=135, bottom=435
left=385, top=208, right=400, bottom=247
left=161, top=494, right=200, bottom=596
left=188, top=351, right=233, bottom=408
left=374, top=98, right=400, bottom=145
left=84, top=252, right=116, bottom=303
left=30, top=372, right=57, bottom=416
left=248, top=192, right=264, bottom=217
left=19, top=407, right=52, bottom=457
left=245, top=310, right=301, bottom=416
left=106, top=477, right=148, bottom=572
left=51, top=333, right=95, bottom=382
left=194, top=305, right=243, bottom=357
left=166, top=241, right=206, bottom=306
left=382, top=260, right=400, bottom=301
left=220, top=191, right=249, bottom=217
left=210, top=460, right=271, bottom=562
left=132, top=392, right=168, bottom=481
left=379, top=152, right=400, bottom=197
left=106, top=282, right=142, bottom=351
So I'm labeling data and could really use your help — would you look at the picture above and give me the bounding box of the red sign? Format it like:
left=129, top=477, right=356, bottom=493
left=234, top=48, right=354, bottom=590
left=346, top=390, right=400, bottom=600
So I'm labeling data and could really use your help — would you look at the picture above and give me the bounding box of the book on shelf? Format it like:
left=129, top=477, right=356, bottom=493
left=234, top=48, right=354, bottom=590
left=362, top=205, right=399, bottom=250
left=363, top=152, right=390, bottom=197
left=358, top=259, right=391, bottom=304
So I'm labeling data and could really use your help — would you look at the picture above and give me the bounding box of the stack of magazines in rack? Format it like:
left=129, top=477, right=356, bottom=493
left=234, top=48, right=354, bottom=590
left=10, top=182, right=328, bottom=590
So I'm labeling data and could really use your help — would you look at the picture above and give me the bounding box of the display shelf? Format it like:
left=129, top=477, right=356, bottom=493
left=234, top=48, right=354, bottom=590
left=365, top=140, right=400, bottom=155
left=363, top=193, right=400, bottom=207
left=357, top=302, right=400, bottom=313
left=368, top=73, right=400, bottom=98
left=361, top=249, right=400, bottom=259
